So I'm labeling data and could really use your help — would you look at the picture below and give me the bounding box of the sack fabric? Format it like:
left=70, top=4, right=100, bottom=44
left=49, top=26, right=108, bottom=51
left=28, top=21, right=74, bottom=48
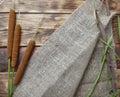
left=13, top=0, right=115, bottom=97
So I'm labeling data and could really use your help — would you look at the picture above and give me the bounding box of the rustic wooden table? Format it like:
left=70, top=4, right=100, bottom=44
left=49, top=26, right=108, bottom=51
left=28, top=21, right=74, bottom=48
left=0, top=0, right=120, bottom=97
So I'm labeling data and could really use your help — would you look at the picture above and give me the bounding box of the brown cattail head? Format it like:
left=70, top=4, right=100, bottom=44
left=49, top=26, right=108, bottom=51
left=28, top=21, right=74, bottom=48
left=7, top=8, right=16, bottom=58
left=12, top=24, right=21, bottom=68
left=14, top=39, right=35, bottom=85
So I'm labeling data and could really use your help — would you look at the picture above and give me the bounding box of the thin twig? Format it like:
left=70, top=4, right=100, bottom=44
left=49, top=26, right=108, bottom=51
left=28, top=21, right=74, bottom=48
left=17, top=10, right=21, bottom=24
left=32, top=16, right=44, bottom=40
left=12, top=0, right=15, bottom=10
left=86, top=36, right=112, bottom=97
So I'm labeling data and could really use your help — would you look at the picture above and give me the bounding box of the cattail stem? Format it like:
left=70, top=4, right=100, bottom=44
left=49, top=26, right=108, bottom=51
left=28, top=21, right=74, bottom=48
left=12, top=0, right=15, bottom=10
left=11, top=24, right=21, bottom=95
left=17, top=10, right=22, bottom=25
left=8, top=58, right=11, bottom=97
left=10, top=68, right=15, bottom=96
left=7, top=1, right=16, bottom=96
left=32, top=27, right=39, bottom=40
left=32, top=18, right=43, bottom=40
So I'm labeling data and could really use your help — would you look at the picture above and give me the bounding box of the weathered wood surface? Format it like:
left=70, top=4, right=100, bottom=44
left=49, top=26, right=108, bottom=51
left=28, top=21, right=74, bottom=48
left=0, top=0, right=119, bottom=47
left=112, top=16, right=119, bottom=44
left=109, top=0, right=120, bottom=14
left=0, top=48, right=7, bottom=72
left=112, top=16, right=120, bottom=69
left=0, top=0, right=84, bottom=13
left=0, top=0, right=120, bottom=14
left=112, top=15, right=120, bottom=89
left=0, top=73, right=7, bottom=95
left=112, top=16, right=120, bottom=90
left=0, top=0, right=120, bottom=97
left=0, top=14, right=70, bottom=46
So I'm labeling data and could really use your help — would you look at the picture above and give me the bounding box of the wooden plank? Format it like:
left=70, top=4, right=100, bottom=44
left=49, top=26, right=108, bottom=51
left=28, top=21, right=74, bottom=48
left=0, top=0, right=84, bottom=13
left=0, top=73, right=7, bottom=95
left=112, top=15, right=120, bottom=88
left=0, top=14, right=70, bottom=46
left=115, top=44, right=120, bottom=69
left=109, top=0, right=120, bottom=14
left=1, top=0, right=120, bottom=14
left=112, top=15, right=120, bottom=69
left=112, top=16, right=120, bottom=44
left=0, top=48, right=7, bottom=72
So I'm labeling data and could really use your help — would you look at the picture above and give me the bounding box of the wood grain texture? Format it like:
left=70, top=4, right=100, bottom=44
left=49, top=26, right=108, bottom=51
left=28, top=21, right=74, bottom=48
left=0, top=14, right=70, bottom=46
left=0, top=48, right=7, bottom=72
left=0, top=0, right=120, bottom=14
left=115, top=44, right=120, bottom=68
left=0, top=0, right=84, bottom=13
left=109, top=0, right=120, bottom=14
left=0, top=0, right=119, bottom=97
left=0, top=73, right=7, bottom=96
left=112, top=16, right=120, bottom=43
left=112, top=15, right=120, bottom=69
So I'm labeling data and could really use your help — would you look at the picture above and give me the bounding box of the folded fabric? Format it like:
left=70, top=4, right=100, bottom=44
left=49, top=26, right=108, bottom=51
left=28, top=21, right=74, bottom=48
left=13, top=0, right=115, bottom=97
left=75, top=23, right=116, bottom=97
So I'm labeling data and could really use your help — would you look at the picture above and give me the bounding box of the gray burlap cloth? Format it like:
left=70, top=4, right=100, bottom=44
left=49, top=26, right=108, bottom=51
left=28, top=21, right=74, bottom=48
left=13, top=0, right=116, bottom=97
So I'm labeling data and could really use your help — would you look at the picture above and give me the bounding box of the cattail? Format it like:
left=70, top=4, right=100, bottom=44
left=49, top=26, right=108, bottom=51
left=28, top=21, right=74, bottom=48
left=14, top=39, right=35, bottom=85
left=7, top=8, right=16, bottom=58
left=12, top=24, right=21, bottom=68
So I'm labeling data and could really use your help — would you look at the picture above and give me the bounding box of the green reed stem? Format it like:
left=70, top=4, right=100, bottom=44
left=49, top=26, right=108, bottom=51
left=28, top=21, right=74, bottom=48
left=100, top=38, right=113, bottom=49
left=101, top=35, right=112, bottom=61
left=86, top=36, right=112, bottom=97
left=86, top=54, right=106, bottom=97
left=8, top=58, right=11, bottom=97
left=10, top=68, right=15, bottom=96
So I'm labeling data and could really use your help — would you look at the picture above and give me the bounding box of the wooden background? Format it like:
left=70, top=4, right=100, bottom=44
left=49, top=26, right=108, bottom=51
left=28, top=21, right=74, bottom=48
left=0, top=0, right=120, bottom=97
